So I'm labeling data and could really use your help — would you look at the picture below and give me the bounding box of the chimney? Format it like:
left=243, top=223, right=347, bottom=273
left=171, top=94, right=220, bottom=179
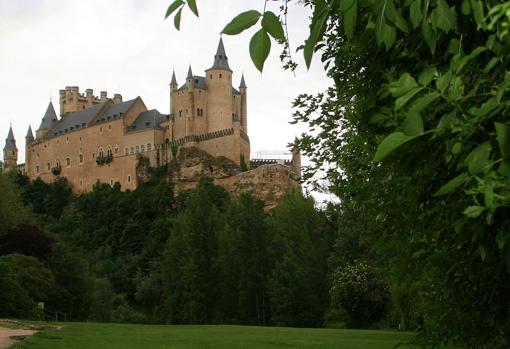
left=113, top=93, right=123, bottom=104
left=100, top=91, right=107, bottom=102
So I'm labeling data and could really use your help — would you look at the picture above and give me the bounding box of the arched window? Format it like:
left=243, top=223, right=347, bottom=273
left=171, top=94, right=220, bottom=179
left=130, top=147, right=134, bottom=155
left=79, top=154, right=84, bottom=163
left=125, top=147, right=129, bottom=155
left=66, top=157, right=71, bottom=167
left=56, top=159, right=61, bottom=168
left=99, top=148, right=104, bottom=158
left=107, top=146, right=113, bottom=157
left=47, top=163, right=50, bottom=171
left=147, top=143, right=152, bottom=150
left=141, top=144, right=145, bottom=152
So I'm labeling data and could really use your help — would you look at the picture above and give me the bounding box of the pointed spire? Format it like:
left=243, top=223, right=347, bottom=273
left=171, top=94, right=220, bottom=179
left=4, top=125, right=17, bottom=151
left=26, top=125, right=34, bottom=141
left=38, top=101, right=58, bottom=131
left=187, top=65, right=193, bottom=79
left=209, top=37, right=231, bottom=71
left=239, top=74, right=247, bottom=89
left=171, top=70, right=178, bottom=86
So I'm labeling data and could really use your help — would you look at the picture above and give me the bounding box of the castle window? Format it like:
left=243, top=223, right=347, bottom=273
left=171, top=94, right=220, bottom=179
left=135, top=146, right=140, bottom=153
left=47, top=163, right=50, bottom=171
left=130, top=147, right=134, bottom=155
left=82, top=106, right=85, bottom=109
left=219, top=73, right=222, bottom=78
left=109, top=125, right=112, bottom=130
left=125, top=147, right=129, bottom=155
left=80, top=136, right=82, bottom=141
left=36, top=166, right=39, bottom=174
left=210, top=74, right=212, bottom=79
left=141, top=144, right=145, bottom=152
left=66, top=136, right=69, bottom=141
left=127, top=175, right=131, bottom=183
left=107, top=147, right=113, bottom=157
left=79, top=154, right=84, bottom=164
left=114, top=147, right=119, bottom=154
left=66, top=158, right=70, bottom=167
left=147, top=143, right=152, bottom=150
left=92, top=152, right=96, bottom=159
left=110, top=179, right=114, bottom=186
left=100, top=127, right=103, bottom=133
left=179, top=110, right=182, bottom=117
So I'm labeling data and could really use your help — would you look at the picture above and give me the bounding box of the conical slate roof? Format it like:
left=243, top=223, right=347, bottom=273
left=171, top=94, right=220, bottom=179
left=239, top=74, right=247, bottom=88
left=187, top=65, right=193, bottom=79
left=4, top=126, right=17, bottom=151
left=25, top=125, right=34, bottom=141
left=171, top=70, right=177, bottom=85
left=208, top=37, right=231, bottom=71
left=38, top=101, right=58, bottom=131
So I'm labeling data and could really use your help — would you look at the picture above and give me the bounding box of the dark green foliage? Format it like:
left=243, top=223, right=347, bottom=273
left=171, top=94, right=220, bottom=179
left=330, top=263, right=390, bottom=328
left=0, top=253, right=55, bottom=318
left=239, top=154, right=248, bottom=172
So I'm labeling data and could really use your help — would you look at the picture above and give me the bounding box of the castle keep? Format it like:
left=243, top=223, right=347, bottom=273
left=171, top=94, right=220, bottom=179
left=3, top=38, right=300, bottom=203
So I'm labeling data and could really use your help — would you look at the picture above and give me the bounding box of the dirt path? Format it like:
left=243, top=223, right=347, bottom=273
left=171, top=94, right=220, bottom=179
left=0, top=327, right=36, bottom=349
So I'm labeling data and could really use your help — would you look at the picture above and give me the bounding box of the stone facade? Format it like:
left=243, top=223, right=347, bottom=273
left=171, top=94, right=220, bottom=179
left=3, top=38, right=300, bottom=201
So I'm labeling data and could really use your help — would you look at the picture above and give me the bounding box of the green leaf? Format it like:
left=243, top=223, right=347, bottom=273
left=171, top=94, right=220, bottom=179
left=338, top=0, right=355, bottom=11
left=431, top=0, right=456, bottom=33
left=174, top=7, right=183, bottom=30
left=410, top=0, right=423, bottom=29
left=478, top=244, right=487, bottom=261
left=373, top=132, right=418, bottom=162
left=464, top=206, right=485, bottom=218
left=304, top=0, right=330, bottom=69
left=434, top=173, right=470, bottom=196
left=470, top=0, right=485, bottom=28
left=418, top=67, right=437, bottom=86
left=374, top=0, right=389, bottom=47
left=222, top=10, right=262, bottom=35
left=495, top=122, right=510, bottom=160
left=383, top=23, right=397, bottom=50
left=262, top=11, right=285, bottom=41
left=465, top=142, right=492, bottom=175
left=408, top=91, right=441, bottom=113
left=187, top=0, right=199, bottom=17
left=402, top=112, right=424, bottom=136
left=461, top=0, right=471, bottom=15
left=436, top=71, right=452, bottom=94
left=389, top=73, right=419, bottom=97
left=165, top=0, right=184, bottom=19
left=496, top=232, right=508, bottom=250
left=385, top=0, right=408, bottom=33
left=421, top=20, right=437, bottom=54
left=452, top=142, right=462, bottom=154
left=456, top=46, right=487, bottom=74
left=249, top=29, right=271, bottom=72
left=395, top=87, right=423, bottom=110
left=343, top=0, right=358, bottom=39
left=496, top=72, right=510, bottom=103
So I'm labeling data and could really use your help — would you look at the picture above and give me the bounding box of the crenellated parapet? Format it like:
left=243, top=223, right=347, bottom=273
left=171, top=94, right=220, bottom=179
left=59, top=86, right=123, bottom=117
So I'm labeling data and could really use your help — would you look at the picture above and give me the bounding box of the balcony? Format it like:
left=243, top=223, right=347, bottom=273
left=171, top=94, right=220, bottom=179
left=96, top=154, right=113, bottom=166
left=51, top=165, right=61, bottom=176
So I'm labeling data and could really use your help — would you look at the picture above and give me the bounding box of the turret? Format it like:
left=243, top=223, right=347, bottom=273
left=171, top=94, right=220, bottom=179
left=205, top=37, right=234, bottom=132
left=36, top=101, right=58, bottom=139
left=170, top=70, right=178, bottom=90
left=3, top=126, right=18, bottom=169
left=239, top=74, right=247, bottom=130
left=170, top=70, right=178, bottom=117
left=186, top=65, right=194, bottom=92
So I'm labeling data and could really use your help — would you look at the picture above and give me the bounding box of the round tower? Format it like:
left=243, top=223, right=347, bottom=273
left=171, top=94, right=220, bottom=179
left=205, top=37, right=233, bottom=132
left=239, top=74, right=247, bottom=132
left=3, top=126, right=18, bottom=169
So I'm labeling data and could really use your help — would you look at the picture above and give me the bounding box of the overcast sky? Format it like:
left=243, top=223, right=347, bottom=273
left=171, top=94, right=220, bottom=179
left=1, top=0, right=332, bottom=194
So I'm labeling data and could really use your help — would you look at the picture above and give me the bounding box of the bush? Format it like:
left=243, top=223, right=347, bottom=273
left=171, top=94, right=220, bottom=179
left=330, top=262, right=390, bottom=328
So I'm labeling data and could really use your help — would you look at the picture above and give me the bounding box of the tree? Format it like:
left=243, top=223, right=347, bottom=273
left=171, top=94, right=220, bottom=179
left=0, top=173, right=32, bottom=233
left=330, top=262, right=390, bottom=328
left=0, top=224, right=55, bottom=259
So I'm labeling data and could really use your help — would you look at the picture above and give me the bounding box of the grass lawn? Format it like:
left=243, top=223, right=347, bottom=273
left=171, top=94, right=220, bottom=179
left=7, top=322, right=427, bottom=349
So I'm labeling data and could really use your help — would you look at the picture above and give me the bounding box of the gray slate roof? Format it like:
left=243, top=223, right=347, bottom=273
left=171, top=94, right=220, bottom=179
left=178, top=76, right=208, bottom=91
left=171, top=70, right=177, bottom=85
left=4, top=126, right=17, bottom=151
left=26, top=125, right=34, bottom=141
left=240, top=74, right=247, bottom=88
left=38, top=101, right=58, bottom=131
left=127, top=109, right=167, bottom=133
left=208, top=37, right=231, bottom=71
left=49, top=99, right=137, bottom=137
left=50, top=102, right=106, bottom=136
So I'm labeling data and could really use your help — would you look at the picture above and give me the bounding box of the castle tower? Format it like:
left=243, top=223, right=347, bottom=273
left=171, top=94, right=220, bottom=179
left=36, top=101, right=58, bottom=139
left=205, top=37, right=233, bottom=132
left=239, top=74, right=247, bottom=131
left=3, top=126, right=18, bottom=169
left=25, top=125, right=34, bottom=174
left=185, top=65, right=195, bottom=137
left=169, top=70, right=178, bottom=114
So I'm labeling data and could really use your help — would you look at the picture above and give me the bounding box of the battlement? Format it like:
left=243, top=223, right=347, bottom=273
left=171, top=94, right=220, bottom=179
left=59, top=86, right=123, bottom=116
left=166, top=128, right=235, bottom=148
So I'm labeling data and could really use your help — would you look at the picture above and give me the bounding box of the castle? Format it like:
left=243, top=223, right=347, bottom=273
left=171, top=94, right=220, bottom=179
left=3, top=38, right=300, bottom=204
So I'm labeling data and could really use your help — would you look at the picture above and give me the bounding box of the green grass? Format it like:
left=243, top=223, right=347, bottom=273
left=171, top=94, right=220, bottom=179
left=8, top=322, right=426, bottom=349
